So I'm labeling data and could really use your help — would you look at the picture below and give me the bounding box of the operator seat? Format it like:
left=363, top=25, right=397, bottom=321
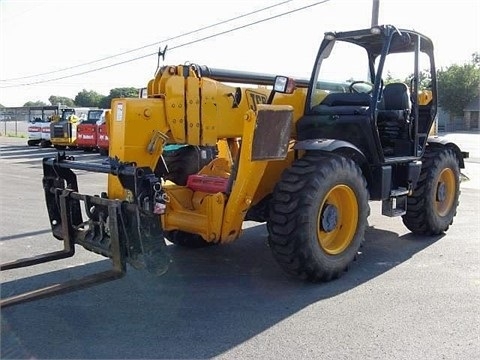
left=377, top=82, right=412, bottom=155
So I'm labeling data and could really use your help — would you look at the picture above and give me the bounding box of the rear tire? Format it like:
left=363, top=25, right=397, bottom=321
left=99, top=148, right=109, bottom=156
left=402, top=147, right=460, bottom=235
left=164, top=230, right=214, bottom=248
left=267, top=153, right=369, bottom=282
left=40, top=140, right=51, bottom=148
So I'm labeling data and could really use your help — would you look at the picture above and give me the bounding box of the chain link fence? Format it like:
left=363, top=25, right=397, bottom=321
left=0, top=106, right=60, bottom=137
left=1, top=120, right=28, bottom=137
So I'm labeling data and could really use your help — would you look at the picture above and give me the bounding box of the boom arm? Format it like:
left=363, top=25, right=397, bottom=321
left=35, top=65, right=302, bottom=284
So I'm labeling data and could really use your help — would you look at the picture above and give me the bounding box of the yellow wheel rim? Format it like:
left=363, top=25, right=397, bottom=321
left=435, top=168, right=456, bottom=216
left=317, top=185, right=358, bottom=255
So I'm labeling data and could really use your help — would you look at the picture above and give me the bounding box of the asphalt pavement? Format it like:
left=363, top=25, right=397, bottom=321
left=0, top=134, right=479, bottom=360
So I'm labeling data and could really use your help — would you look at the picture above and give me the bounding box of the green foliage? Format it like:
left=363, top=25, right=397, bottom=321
left=472, top=52, right=480, bottom=65
left=384, top=71, right=403, bottom=84
left=408, top=70, right=432, bottom=90
left=385, top=70, right=432, bottom=90
left=74, top=89, right=104, bottom=107
left=99, top=87, right=139, bottom=109
left=48, top=95, right=75, bottom=107
left=20, top=87, right=139, bottom=109
left=99, top=97, right=110, bottom=110
left=6, top=133, right=26, bottom=138
left=23, top=100, right=48, bottom=107
left=437, top=56, right=480, bottom=116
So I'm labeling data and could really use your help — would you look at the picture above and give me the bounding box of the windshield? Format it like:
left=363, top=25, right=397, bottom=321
left=81, top=110, right=104, bottom=124
left=310, top=40, right=372, bottom=108
left=88, top=111, right=104, bottom=121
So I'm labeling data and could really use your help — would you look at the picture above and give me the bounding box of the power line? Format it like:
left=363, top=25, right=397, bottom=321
left=0, top=0, right=293, bottom=82
left=1, top=1, right=46, bottom=24
left=0, top=0, right=331, bottom=89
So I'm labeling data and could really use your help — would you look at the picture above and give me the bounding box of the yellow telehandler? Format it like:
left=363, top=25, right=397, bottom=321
left=1, top=25, right=468, bottom=307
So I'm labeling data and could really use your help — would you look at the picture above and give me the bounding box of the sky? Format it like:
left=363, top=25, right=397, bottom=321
left=1, top=0, right=479, bottom=107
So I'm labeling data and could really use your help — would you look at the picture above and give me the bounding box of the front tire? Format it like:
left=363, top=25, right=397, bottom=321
left=402, top=147, right=460, bottom=235
left=162, top=145, right=217, bottom=186
left=164, top=230, right=214, bottom=248
left=267, top=153, right=369, bottom=282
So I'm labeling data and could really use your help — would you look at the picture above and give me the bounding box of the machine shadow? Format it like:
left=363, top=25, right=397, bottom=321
left=0, top=229, right=52, bottom=241
left=1, top=223, right=443, bottom=359
left=0, top=145, right=101, bottom=163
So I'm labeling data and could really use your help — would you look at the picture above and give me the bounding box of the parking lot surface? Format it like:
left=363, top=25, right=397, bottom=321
left=1, top=135, right=479, bottom=359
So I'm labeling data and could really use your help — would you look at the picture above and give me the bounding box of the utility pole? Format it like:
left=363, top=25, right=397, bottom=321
left=371, top=0, right=380, bottom=26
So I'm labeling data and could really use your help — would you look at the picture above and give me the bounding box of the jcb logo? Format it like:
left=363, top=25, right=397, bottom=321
left=246, top=90, right=267, bottom=111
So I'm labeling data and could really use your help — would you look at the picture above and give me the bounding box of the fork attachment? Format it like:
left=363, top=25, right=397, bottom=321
left=0, top=153, right=169, bottom=308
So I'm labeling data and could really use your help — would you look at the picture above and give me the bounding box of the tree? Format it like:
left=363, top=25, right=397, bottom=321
left=437, top=57, right=480, bottom=117
left=74, top=89, right=104, bottom=107
left=23, top=100, right=48, bottom=107
left=99, top=87, right=139, bottom=109
left=48, top=95, right=75, bottom=107
left=384, top=71, right=403, bottom=84
left=384, top=70, right=431, bottom=90
left=472, top=52, right=480, bottom=65
left=408, top=70, right=432, bottom=90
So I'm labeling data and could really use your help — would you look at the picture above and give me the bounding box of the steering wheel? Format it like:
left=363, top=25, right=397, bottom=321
left=349, top=81, right=374, bottom=94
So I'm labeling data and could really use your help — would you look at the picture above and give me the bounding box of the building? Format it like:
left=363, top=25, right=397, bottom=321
left=464, top=95, right=480, bottom=131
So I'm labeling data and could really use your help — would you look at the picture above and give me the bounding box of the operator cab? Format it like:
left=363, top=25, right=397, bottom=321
left=60, top=109, right=76, bottom=123
left=297, top=25, right=437, bottom=163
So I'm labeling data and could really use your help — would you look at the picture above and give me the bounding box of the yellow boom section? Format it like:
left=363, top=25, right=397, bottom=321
left=107, top=65, right=306, bottom=242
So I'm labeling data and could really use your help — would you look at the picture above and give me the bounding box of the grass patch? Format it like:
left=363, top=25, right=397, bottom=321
left=0, top=133, right=26, bottom=138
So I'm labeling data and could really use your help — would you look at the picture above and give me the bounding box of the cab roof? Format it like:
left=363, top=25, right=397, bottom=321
left=325, top=24, right=434, bottom=58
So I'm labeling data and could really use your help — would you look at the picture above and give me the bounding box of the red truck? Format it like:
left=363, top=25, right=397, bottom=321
left=76, top=109, right=106, bottom=152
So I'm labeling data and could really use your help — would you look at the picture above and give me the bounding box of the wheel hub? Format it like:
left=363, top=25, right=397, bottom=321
left=321, top=204, right=338, bottom=233
left=436, top=182, right=446, bottom=202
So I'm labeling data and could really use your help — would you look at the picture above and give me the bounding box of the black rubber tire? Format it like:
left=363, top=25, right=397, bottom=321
left=27, top=140, right=39, bottom=146
left=267, top=153, right=369, bottom=282
left=402, top=147, right=460, bottom=235
left=163, top=145, right=217, bottom=186
left=40, top=140, right=51, bottom=148
left=161, top=146, right=217, bottom=247
left=99, top=148, right=109, bottom=156
left=164, top=230, right=214, bottom=248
